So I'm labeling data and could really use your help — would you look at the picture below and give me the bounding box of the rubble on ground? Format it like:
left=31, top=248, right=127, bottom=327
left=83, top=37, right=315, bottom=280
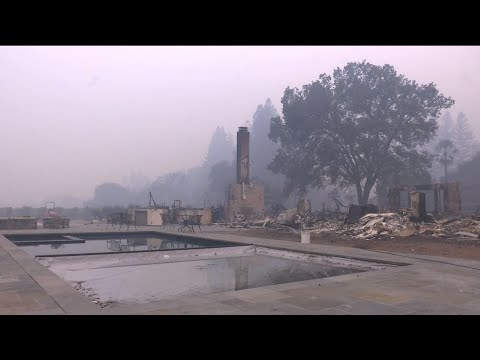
left=310, top=210, right=480, bottom=239
left=277, top=208, right=297, bottom=224
left=345, top=204, right=378, bottom=224
left=216, top=207, right=480, bottom=240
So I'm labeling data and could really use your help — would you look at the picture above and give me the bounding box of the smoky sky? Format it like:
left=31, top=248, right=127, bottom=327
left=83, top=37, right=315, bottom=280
left=1, top=46, right=479, bottom=206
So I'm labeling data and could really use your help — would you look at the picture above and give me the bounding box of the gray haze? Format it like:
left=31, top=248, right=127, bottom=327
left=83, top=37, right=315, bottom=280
left=1, top=46, right=479, bottom=206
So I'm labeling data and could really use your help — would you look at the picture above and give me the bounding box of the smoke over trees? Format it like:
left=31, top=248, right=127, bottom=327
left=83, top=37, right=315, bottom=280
left=428, top=111, right=479, bottom=181
left=86, top=62, right=480, bottom=213
left=249, top=99, right=290, bottom=209
left=436, top=139, right=457, bottom=183
left=91, top=183, right=133, bottom=207
left=451, top=152, right=480, bottom=213
left=250, top=99, right=280, bottom=183
left=452, top=112, right=479, bottom=164
left=89, top=126, right=235, bottom=208
left=208, top=161, right=235, bottom=204
left=204, top=126, right=235, bottom=168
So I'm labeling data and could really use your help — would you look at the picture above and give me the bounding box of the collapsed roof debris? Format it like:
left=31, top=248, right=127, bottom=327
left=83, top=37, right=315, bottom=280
left=215, top=206, right=480, bottom=240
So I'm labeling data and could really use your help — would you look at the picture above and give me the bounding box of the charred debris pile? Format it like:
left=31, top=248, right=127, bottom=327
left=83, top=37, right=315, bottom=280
left=215, top=205, right=480, bottom=240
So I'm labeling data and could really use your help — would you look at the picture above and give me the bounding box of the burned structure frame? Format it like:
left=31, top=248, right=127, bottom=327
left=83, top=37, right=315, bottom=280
left=387, top=182, right=461, bottom=215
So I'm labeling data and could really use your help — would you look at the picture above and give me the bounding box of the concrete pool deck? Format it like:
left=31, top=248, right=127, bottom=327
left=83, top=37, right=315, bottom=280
left=2, top=224, right=480, bottom=314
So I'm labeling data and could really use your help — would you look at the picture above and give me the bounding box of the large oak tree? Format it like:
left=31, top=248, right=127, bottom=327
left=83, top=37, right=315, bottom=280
left=269, top=61, right=454, bottom=205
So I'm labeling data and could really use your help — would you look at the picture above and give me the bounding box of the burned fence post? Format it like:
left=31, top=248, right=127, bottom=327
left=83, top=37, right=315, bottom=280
left=444, top=182, right=461, bottom=215
left=433, top=185, right=439, bottom=214
left=387, top=187, right=401, bottom=211
left=410, top=191, right=426, bottom=220
left=407, top=187, right=412, bottom=209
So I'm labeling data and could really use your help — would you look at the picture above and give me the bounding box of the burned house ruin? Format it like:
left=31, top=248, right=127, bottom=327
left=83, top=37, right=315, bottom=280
left=387, top=182, right=461, bottom=215
left=225, top=127, right=265, bottom=221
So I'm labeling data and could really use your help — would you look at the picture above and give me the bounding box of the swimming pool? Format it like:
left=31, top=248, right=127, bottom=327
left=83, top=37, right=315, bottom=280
left=37, top=245, right=396, bottom=307
left=7, top=232, right=239, bottom=257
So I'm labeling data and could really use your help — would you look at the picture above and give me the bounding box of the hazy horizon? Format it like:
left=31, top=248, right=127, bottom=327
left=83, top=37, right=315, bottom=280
left=1, top=46, right=479, bottom=207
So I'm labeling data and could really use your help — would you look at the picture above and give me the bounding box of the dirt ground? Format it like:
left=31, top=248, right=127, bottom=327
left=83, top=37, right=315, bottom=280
left=233, top=229, right=480, bottom=261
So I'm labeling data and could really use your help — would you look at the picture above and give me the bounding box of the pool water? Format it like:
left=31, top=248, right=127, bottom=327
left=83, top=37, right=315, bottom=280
left=8, top=234, right=236, bottom=257
left=37, top=246, right=385, bottom=305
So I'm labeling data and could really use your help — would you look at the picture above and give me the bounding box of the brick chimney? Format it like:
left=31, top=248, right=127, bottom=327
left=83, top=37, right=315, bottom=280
left=236, top=127, right=249, bottom=184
